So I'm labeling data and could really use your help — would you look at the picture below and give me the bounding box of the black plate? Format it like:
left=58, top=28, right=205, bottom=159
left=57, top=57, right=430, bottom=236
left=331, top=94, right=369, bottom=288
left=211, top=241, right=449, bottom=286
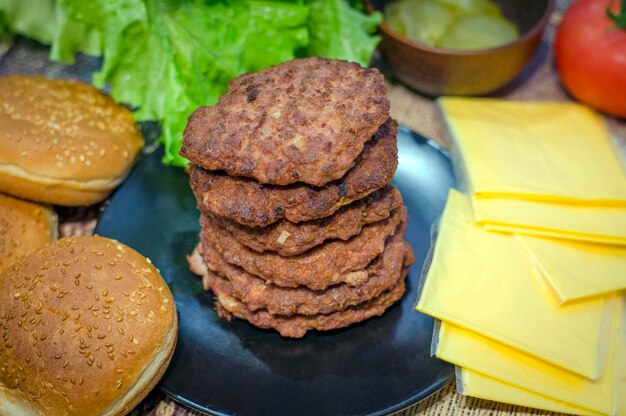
left=95, top=125, right=455, bottom=416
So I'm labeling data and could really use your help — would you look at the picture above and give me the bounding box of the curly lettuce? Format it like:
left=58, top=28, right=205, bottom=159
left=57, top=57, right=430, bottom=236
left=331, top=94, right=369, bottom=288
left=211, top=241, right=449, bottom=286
left=0, top=0, right=101, bottom=61
left=307, top=0, right=381, bottom=65
left=0, top=11, right=12, bottom=56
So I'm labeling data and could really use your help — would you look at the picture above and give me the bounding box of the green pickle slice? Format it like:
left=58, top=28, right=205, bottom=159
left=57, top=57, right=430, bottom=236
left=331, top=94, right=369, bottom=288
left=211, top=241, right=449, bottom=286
left=399, top=0, right=454, bottom=46
left=438, top=15, right=519, bottom=50
left=384, top=1, right=406, bottom=35
left=434, top=0, right=500, bottom=17
left=383, top=0, right=520, bottom=50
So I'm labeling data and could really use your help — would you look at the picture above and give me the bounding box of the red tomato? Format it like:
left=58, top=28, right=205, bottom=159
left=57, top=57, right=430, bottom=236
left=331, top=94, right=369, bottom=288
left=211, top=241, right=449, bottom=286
left=554, top=0, right=626, bottom=119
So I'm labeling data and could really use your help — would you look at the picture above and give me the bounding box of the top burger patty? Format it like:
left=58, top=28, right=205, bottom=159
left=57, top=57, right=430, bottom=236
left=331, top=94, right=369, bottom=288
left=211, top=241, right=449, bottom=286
left=180, top=57, right=390, bottom=186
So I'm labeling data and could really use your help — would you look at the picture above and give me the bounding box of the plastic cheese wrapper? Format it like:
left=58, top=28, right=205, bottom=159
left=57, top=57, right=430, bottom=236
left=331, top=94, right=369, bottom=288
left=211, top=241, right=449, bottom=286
left=616, top=357, right=626, bottom=414
left=614, top=298, right=626, bottom=416
left=516, top=235, right=626, bottom=304
left=438, top=97, right=626, bottom=245
left=456, top=369, right=601, bottom=415
left=416, top=190, right=615, bottom=379
left=611, top=296, right=626, bottom=416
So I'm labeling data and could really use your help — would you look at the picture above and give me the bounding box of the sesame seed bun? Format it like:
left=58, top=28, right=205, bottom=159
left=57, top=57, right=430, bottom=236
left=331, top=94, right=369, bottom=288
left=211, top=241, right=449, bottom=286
left=0, top=236, right=177, bottom=416
left=0, top=193, right=58, bottom=272
left=0, top=76, right=144, bottom=206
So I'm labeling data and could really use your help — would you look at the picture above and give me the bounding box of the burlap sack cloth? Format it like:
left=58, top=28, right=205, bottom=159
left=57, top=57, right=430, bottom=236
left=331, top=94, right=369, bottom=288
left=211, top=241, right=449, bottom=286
left=2, top=0, right=623, bottom=413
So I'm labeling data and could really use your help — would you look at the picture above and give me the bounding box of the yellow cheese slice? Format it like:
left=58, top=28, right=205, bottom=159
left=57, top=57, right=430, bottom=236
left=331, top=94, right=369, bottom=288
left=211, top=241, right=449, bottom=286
left=450, top=297, right=626, bottom=416
left=435, top=316, right=616, bottom=414
left=457, top=368, right=603, bottom=416
left=517, top=235, right=626, bottom=303
left=473, top=196, right=626, bottom=246
left=438, top=98, right=626, bottom=204
left=416, top=190, right=614, bottom=378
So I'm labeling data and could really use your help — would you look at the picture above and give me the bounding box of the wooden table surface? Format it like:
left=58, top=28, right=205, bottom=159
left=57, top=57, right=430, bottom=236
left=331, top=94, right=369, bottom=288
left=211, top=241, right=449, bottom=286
left=3, top=0, right=624, bottom=414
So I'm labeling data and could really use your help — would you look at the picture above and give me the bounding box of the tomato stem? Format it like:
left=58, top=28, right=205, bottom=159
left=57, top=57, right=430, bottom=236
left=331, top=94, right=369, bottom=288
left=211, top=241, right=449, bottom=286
left=607, top=0, right=626, bottom=28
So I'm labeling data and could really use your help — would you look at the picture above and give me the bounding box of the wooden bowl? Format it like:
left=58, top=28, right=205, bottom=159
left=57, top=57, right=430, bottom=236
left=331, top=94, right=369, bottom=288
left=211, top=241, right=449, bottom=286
left=366, top=0, right=554, bottom=96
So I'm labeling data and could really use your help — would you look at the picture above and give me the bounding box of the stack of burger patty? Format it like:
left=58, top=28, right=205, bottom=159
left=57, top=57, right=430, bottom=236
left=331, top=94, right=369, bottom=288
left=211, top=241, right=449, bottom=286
left=182, top=57, right=414, bottom=338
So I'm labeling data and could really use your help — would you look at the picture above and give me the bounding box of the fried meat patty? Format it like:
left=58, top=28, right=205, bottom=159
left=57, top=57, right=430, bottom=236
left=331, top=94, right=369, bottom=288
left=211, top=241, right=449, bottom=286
left=214, top=185, right=402, bottom=256
left=190, top=118, right=398, bottom=228
left=180, top=58, right=390, bottom=186
left=210, top=271, right=407, bottom=338
left=193, top=220, right=413, bottom=316
left=199, top=206, right=405, bottom=290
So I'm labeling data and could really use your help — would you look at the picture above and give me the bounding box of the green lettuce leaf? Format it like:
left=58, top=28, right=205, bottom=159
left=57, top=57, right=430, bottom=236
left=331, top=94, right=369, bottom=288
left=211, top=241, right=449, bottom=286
left=0, top=0, right=101, bottom=62
left=307, top=0, right=381, bottom=66
left=0, top=20, right=12, bottom=58
left=0, top=0, right=58, bottom=45
left=0, top=10, right=6, bottom=34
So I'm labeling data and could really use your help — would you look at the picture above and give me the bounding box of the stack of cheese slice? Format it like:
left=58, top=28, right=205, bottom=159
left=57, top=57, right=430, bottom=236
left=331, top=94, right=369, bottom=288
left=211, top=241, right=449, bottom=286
left=416, top=99, right=626, bottom=415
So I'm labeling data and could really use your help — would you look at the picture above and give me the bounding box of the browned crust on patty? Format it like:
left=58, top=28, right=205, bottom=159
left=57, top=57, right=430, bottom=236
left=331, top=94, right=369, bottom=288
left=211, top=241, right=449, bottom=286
left=200, top=207, right=406, bottom=291
left=214, top=185, right=402, bottom=256
left=180, top=58, right=390, bottom=186
left=190, top=118, right=398, bottom=227
left=211, top=273, right=407, bottom=338
left=194, top=220, right=413, bottom=316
